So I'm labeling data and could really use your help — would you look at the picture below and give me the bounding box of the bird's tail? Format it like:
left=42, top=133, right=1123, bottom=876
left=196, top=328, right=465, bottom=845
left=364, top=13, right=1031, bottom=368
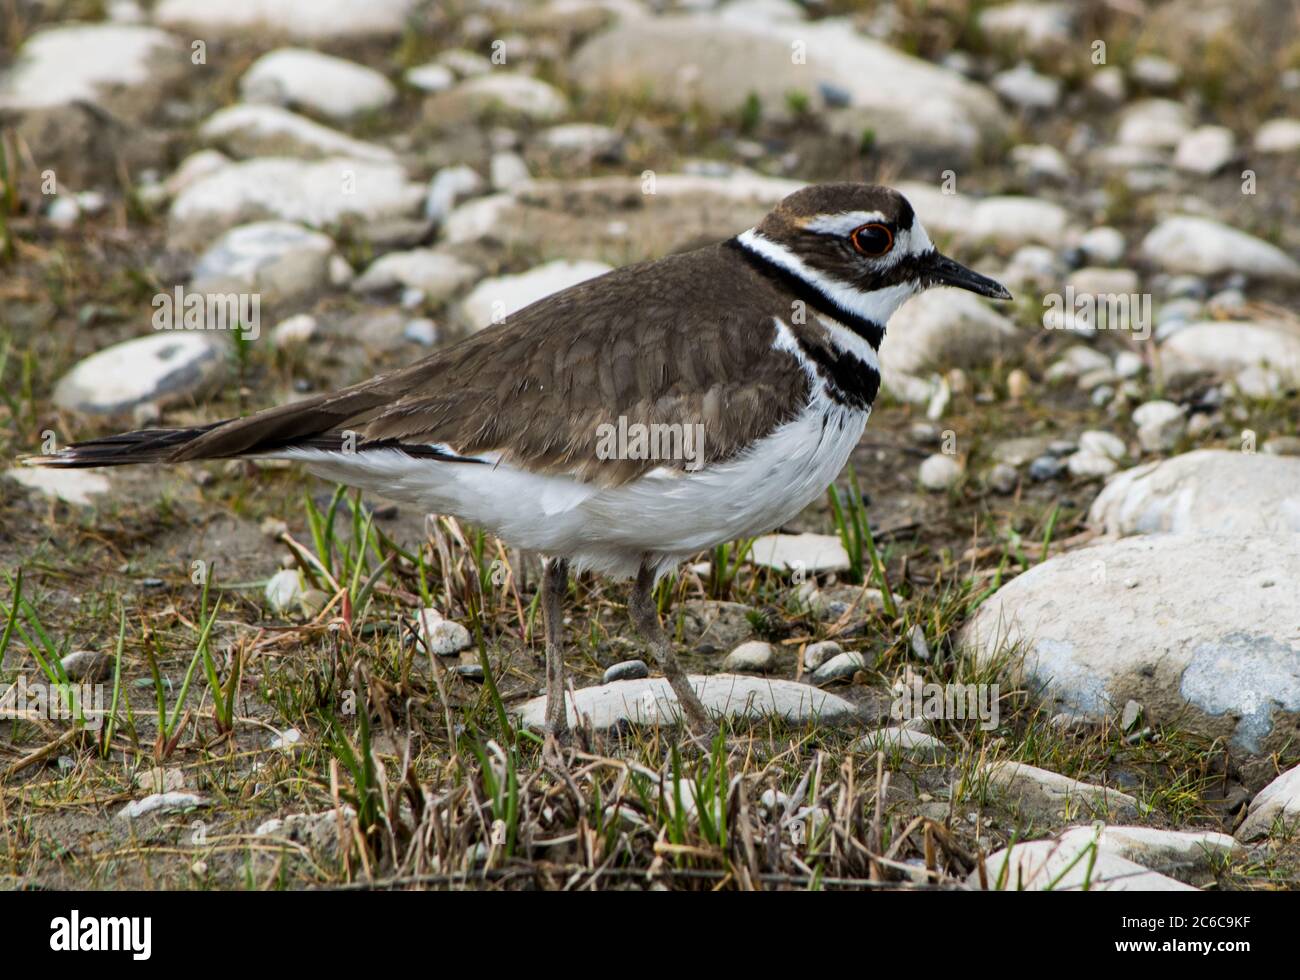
left=25, top=423, right=230, bottom=468
left=24, top=379, right=388, bottom=469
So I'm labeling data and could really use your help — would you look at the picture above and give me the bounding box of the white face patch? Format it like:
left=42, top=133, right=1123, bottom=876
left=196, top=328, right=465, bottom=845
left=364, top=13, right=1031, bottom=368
left=737, top=228, right=923, bottom=328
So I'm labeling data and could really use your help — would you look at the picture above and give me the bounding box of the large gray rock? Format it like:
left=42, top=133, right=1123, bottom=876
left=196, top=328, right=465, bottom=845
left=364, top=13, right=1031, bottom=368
left=352, top=249, right=478, bottom=301
left=962, top=535, right=1300, bottom=761
left=1057, top=825, right=1242, bottom=878
left=571, top=16, right=1008, bottom=160
left=460, top=260, right=611, bottom=331
left=981, top=761, right=1140, bottom=822
left=191, top=221, right=337, bottom=308
left=516, top=674, right=858, bottom=731
left=198, top=104, right=396, bottom=162
left=1090, top=450, right=1300, bottom=538
left=168, top=157, right=424, bottom=250
left=441, top=172, right=802, bottom=261
left=154, top=0, right=417, bottom=39
left=0, top=24, right=187, bottom=188
left=1160, top=320, right=1300, bottom=387
left=1141, top=216, right=1300, bottom=281
left=427, top=73, right=568, bottom=125
left=53, top=333, right=227, bottom=416
left=882, top=287, right=1018, bottom=375
left=240, top=48, right=397, bottom=121
left=976, top=837, right=1196, bottom=891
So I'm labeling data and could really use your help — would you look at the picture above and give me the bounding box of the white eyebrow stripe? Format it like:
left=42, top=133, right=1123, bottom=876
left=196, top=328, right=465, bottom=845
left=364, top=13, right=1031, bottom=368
left=803, top=210, right=887, bottom=235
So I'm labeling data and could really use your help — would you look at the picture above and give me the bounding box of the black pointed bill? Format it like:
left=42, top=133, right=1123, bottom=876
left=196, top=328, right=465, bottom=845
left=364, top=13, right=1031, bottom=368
left=927, top=252, right=1013, bottom=301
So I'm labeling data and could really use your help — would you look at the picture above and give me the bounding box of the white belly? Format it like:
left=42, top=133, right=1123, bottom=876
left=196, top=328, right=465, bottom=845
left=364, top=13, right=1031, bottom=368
left=281, top=389, right=868, bottom=579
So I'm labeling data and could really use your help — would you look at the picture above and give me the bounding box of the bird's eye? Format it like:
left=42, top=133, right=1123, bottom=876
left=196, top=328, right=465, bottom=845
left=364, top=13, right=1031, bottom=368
left=851, top=223, right=893, bottom=257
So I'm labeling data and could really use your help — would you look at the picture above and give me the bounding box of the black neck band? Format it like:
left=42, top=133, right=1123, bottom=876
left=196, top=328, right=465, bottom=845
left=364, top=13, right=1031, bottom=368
left=727, top=236, right=886, bottom=350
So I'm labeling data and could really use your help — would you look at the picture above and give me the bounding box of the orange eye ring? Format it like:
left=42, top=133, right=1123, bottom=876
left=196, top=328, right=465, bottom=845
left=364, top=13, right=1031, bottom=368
left=851, top=222, right=894, bottom=257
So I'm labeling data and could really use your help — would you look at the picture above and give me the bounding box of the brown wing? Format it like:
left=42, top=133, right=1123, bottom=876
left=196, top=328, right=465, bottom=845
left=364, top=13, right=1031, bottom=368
left=174, top=243, right=811, bottom=485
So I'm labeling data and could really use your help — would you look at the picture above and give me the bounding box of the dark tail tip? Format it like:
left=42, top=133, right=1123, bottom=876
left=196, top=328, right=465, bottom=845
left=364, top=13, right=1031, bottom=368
left=24, top=424, right=224, bottom=469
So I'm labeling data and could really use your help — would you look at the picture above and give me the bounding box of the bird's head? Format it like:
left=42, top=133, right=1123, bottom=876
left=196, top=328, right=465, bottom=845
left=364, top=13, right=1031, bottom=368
left=739, top=182, right=1011, bottom=330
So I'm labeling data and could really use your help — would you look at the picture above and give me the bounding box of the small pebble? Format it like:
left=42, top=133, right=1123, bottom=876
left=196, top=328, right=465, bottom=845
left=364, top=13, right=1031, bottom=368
left=603, top=659, right=649, bottom=683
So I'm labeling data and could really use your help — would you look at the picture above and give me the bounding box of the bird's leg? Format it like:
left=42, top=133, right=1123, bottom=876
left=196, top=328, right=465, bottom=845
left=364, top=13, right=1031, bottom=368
left=629, top=560, right=714, bottom=737
left=541, top=556, right=570, bottom=738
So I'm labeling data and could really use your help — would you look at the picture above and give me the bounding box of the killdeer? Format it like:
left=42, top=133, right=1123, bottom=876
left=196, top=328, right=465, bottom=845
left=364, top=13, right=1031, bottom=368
left=31, top=183, right=1010, bottom=739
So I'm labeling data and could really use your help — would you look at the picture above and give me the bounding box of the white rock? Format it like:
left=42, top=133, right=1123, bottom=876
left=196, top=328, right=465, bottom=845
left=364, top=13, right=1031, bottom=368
left=537, top=122, right=623, bottom=157
left=882, top=287, right=1018, bottom=375
left=719, top=0, right=806, bottom=24
left=271, top=313, right=318, bottom=347
left=436, top=49, right=492, bottom=79
left=967, top=196, right=1070, bottom=249
left=802, top=641, right=842, bottom=672
left=270, top=728, right=303, bottom=752
left=1254, top=118, right=1300, bottom=154
left=1141, top=216, right=1300, bottom=282
left=118, top=792, right=207, bottom=820
left=415, top=609, right=472, bottom=656
left=919, top=453, right=963, bottom=491
left=1088, top=66, right=1126, bottom=103
left=1116, top=99, right=1190, bottom=149
left=404, top=62, right=455, bottom=93
left=1079, top=430, right=1126, bottom=461
left=352, top=249, right=477, bottom=301
left=1078, top=226, right=1126, bottom=265
left=1173, top=125, right=1236, bottom=175
left=155, top=0, right=417, bottom=39
left=1067, top=451, right=1118, bottom=478
left=977, top=2, right=1073, bottom=49
left=53, top=333, right=226, bottom=416
left=810, top=651, right=868, bottom=685
left=748, top=532, right=850, bottom=574
left=199, top=104, right=395, bottom=162
left=168, top=157, right=423, bottom=250
left=489, top=151, right=531, bottom=190
left=461, top=259, right=612, bottom=331
left=1010, top=143, right=1070, bottom=182
left=1131, top=399, right=1186, bottom=452
left=164, top=150, right=231, bottom=198
left=1114, top=350, right=1144, bottom=379
left=1131, top=54, right=1181, bottom=90
left=0, top=24, right=182, bottom=111
left=961, top=534, right=1300, bottom=756
left=7, top=467, right=110, bottom=507
left=982, top=761, right=1139, bottom=820
left=992, top=63, right=1060, bottom=109
left=265, top=569, right=304, bottom=612
left=571, top=16, right=1008, bottom=159
left=425, top=165, right=486, bottom=224
left=722, top=641, right=776, bottom=674
left=976, top=838, right=1196, bottom=891
left=851, top=727, right=950, bottom=761
left=1066, top=266, right=1140, bottom=298
left=891, top=181, right=976, bottom=240
left=1160, top=320, right=1300, bottom=384
left=191, top=220, right=336, bottom=307
left=1237, top=765, right=1300, bottom=840
left=517, top=674, right=858, bottom=731
left=404, top=318, right=437, bottom=346
left=1089, top=449, right=1300, bottom=537
left=434, top=73, right=568, bottom=122
left=1058, top=824, right=1241, bottom=875
left=241, top=48, right=396, bottom=120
